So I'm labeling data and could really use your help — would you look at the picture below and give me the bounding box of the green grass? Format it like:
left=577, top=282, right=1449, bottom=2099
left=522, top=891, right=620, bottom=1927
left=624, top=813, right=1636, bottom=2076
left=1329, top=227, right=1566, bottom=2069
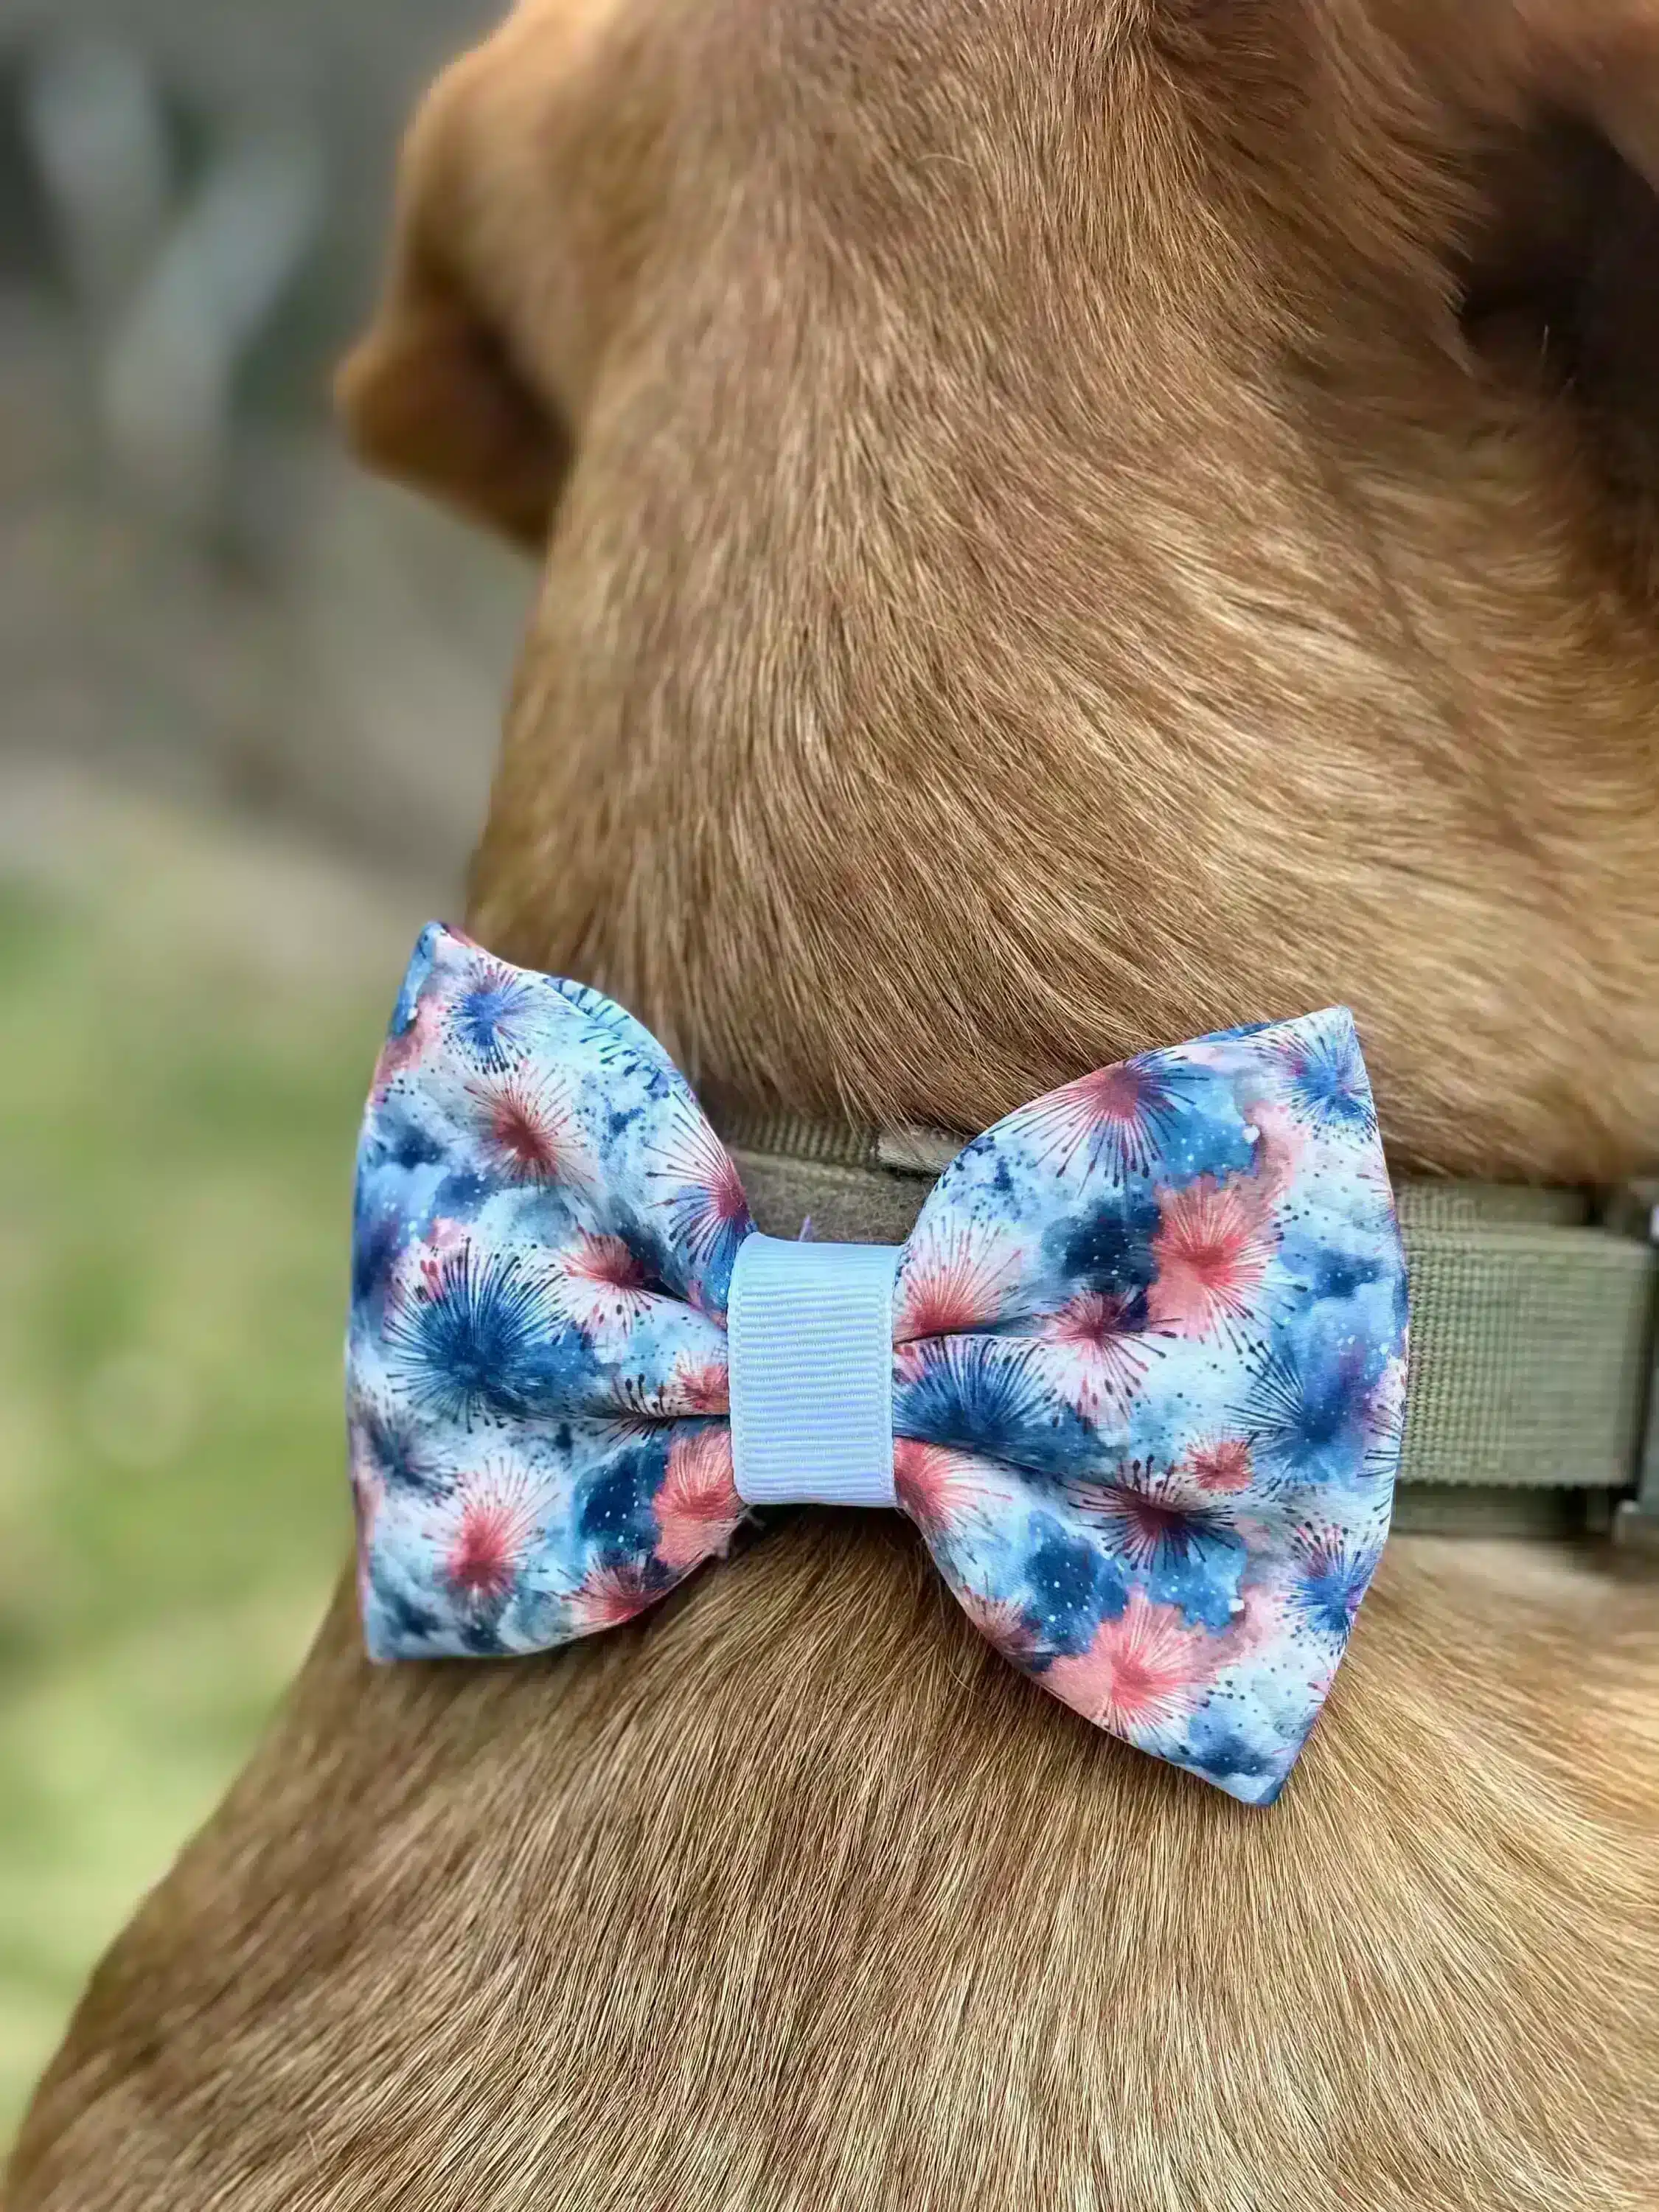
left=0, top=860, right=383, bottom=2133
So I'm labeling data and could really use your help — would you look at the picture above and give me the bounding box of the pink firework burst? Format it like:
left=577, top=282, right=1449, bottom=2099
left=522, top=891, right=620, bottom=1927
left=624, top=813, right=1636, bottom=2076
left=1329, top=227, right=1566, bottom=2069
left=894, top=1222, right=1023, bottom=1342
left=894, top=1438, right=1012, bottom=1538
left=665, top=1353, right=730, bottom=1417
left=649, top=1113, right=753, bottom=1277
left=566, top=1558, right=658, bottom=1632
left=654, top=1428, right=745, bottom=1571
left=470, top=1071, right=588, bottom=1189
left=1145, top=1172, right=1276, bottom=1338
left=606, top=1353, right=730, bottom=1423
left=552, top=1231, right=657, bottom=1345
left=437, top=1461, right=551, bottom=1606
left=1183, top=1436, right=1256, bottom=1493
left=1035, top=1288, right=1155, bottom=1420
left=1046, top=1589, right=1216, bottom=1737
left=1013, top=1054, right=1186, bottom=1180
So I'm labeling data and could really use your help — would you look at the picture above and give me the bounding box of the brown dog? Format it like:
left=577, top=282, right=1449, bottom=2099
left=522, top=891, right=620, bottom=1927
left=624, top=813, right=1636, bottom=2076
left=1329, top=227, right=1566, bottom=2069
left=10, top=1, right=1659, bottom=2206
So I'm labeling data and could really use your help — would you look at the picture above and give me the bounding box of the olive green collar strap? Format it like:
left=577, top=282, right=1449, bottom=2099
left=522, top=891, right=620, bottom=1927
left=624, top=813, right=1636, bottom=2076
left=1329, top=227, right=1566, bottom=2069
left=714, top=1108, right=1659, bottom=1550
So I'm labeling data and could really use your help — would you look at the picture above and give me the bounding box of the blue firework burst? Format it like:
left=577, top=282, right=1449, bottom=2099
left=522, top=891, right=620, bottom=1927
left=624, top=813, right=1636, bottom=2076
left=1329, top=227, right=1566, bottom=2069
left=549, top=976, right=664, bottom=1072
left=450, top=965, right=540, bottom=1073
left=1066, top=1460, right=1235, bottom=1575
left=1276, top=1023, right=1377, bottom=1136
left=1290, top=1528, right=1382, bottom=1638
left=896, top=1338, right=1065, bottom=1470
left=384, top=1245, right=564, bottom=1423
left=1233, top=1344, right=1370, bottom=1484
left=349, top=1392, right=447, bottom=1499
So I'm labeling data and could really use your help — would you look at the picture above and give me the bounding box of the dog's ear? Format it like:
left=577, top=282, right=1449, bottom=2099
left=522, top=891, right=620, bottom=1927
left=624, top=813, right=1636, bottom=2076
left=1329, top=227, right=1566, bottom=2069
left=1507, top=0, right=1659, bottom=181
left=1409, top=0, right=1659, bottom=586
left=335, top=53, right=570, bottom=550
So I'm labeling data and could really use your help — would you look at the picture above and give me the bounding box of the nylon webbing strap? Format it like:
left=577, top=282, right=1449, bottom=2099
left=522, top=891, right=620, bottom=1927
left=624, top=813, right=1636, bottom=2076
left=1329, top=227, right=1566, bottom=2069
left=717, top=1112, right=1659, bottom=1543
left=1389, top=1183, right=1651, bottom=1493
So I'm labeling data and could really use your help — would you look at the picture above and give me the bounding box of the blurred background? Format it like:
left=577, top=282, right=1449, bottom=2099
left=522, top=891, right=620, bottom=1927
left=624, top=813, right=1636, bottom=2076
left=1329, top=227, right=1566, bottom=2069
left=0, top=0, right=526, bottom=2131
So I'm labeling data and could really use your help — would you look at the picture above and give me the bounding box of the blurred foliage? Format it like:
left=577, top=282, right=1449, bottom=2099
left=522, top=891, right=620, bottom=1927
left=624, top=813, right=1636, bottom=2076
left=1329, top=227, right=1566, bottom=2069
left=0, top=0, right=505, bottom=2143
left=0, top=854, right=383, bottom=2131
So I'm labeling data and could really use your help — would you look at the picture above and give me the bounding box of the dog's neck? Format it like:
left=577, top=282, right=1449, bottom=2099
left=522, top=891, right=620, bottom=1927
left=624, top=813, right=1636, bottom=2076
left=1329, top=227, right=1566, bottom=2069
left=446, top=0, right=1659, bottom=1189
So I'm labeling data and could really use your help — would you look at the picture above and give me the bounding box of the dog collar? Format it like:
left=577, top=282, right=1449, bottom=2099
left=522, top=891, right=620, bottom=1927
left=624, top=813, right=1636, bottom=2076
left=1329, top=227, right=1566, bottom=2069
left=713, top=1105, right=1659, bottom=1553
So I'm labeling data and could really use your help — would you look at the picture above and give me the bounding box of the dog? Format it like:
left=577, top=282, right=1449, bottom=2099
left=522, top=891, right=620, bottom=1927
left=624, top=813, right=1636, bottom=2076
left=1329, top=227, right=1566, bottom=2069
left=9, top=1, right=1659, bottom=2205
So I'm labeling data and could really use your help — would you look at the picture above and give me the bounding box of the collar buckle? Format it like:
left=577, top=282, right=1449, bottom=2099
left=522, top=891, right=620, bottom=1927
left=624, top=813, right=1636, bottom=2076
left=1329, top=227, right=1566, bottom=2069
left=1607, top=1178, right=1659, bottom=1557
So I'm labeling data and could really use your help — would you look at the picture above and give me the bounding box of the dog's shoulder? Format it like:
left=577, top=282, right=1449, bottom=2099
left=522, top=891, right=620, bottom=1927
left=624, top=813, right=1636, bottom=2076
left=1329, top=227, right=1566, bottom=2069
left=10, top=1526, right=1657, bottom=2210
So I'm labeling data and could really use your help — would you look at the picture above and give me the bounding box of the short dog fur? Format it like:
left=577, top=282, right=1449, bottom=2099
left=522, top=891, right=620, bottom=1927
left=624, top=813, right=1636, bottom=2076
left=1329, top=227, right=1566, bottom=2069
left=10, top=2, right=1659, bottom=2206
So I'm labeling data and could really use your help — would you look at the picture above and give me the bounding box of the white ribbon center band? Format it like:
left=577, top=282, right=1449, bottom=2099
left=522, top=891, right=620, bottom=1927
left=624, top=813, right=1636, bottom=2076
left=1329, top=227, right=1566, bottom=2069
left=726, top=1233, right=903, bottom=1507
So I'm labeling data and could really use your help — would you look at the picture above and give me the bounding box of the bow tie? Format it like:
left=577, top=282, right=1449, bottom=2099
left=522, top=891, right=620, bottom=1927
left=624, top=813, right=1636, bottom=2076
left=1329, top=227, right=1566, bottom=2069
left=349, top=924, right=1409, bottom=1806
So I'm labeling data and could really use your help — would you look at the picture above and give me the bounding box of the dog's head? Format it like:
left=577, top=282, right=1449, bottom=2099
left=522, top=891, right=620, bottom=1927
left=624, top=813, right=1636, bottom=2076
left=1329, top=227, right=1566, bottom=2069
left=339, top=0, right=1659, bottom=1183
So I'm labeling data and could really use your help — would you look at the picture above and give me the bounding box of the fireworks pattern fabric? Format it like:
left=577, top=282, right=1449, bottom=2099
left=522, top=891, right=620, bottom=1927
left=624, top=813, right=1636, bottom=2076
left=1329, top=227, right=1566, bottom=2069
left=349, top=923, right=1409, bottom=1805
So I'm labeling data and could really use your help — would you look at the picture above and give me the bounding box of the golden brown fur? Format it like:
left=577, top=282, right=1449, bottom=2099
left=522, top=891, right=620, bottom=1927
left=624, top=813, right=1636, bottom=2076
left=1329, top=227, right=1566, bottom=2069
left=11, top=1540, right=1659, bottom=2210
left=10, top=1, right=1659, bottom=2205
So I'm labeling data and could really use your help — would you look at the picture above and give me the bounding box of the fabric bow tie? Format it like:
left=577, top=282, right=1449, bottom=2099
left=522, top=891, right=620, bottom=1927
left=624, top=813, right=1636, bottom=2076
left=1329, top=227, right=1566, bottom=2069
left=349, top=923, right=1409, bottom=1806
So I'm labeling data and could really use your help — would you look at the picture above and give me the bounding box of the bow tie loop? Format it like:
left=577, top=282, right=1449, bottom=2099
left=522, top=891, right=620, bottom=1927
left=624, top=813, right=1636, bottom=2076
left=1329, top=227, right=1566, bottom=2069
left=726, top=1235, right=903, bottom=1508
left=349, top=924, right=1409, bottom=1806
